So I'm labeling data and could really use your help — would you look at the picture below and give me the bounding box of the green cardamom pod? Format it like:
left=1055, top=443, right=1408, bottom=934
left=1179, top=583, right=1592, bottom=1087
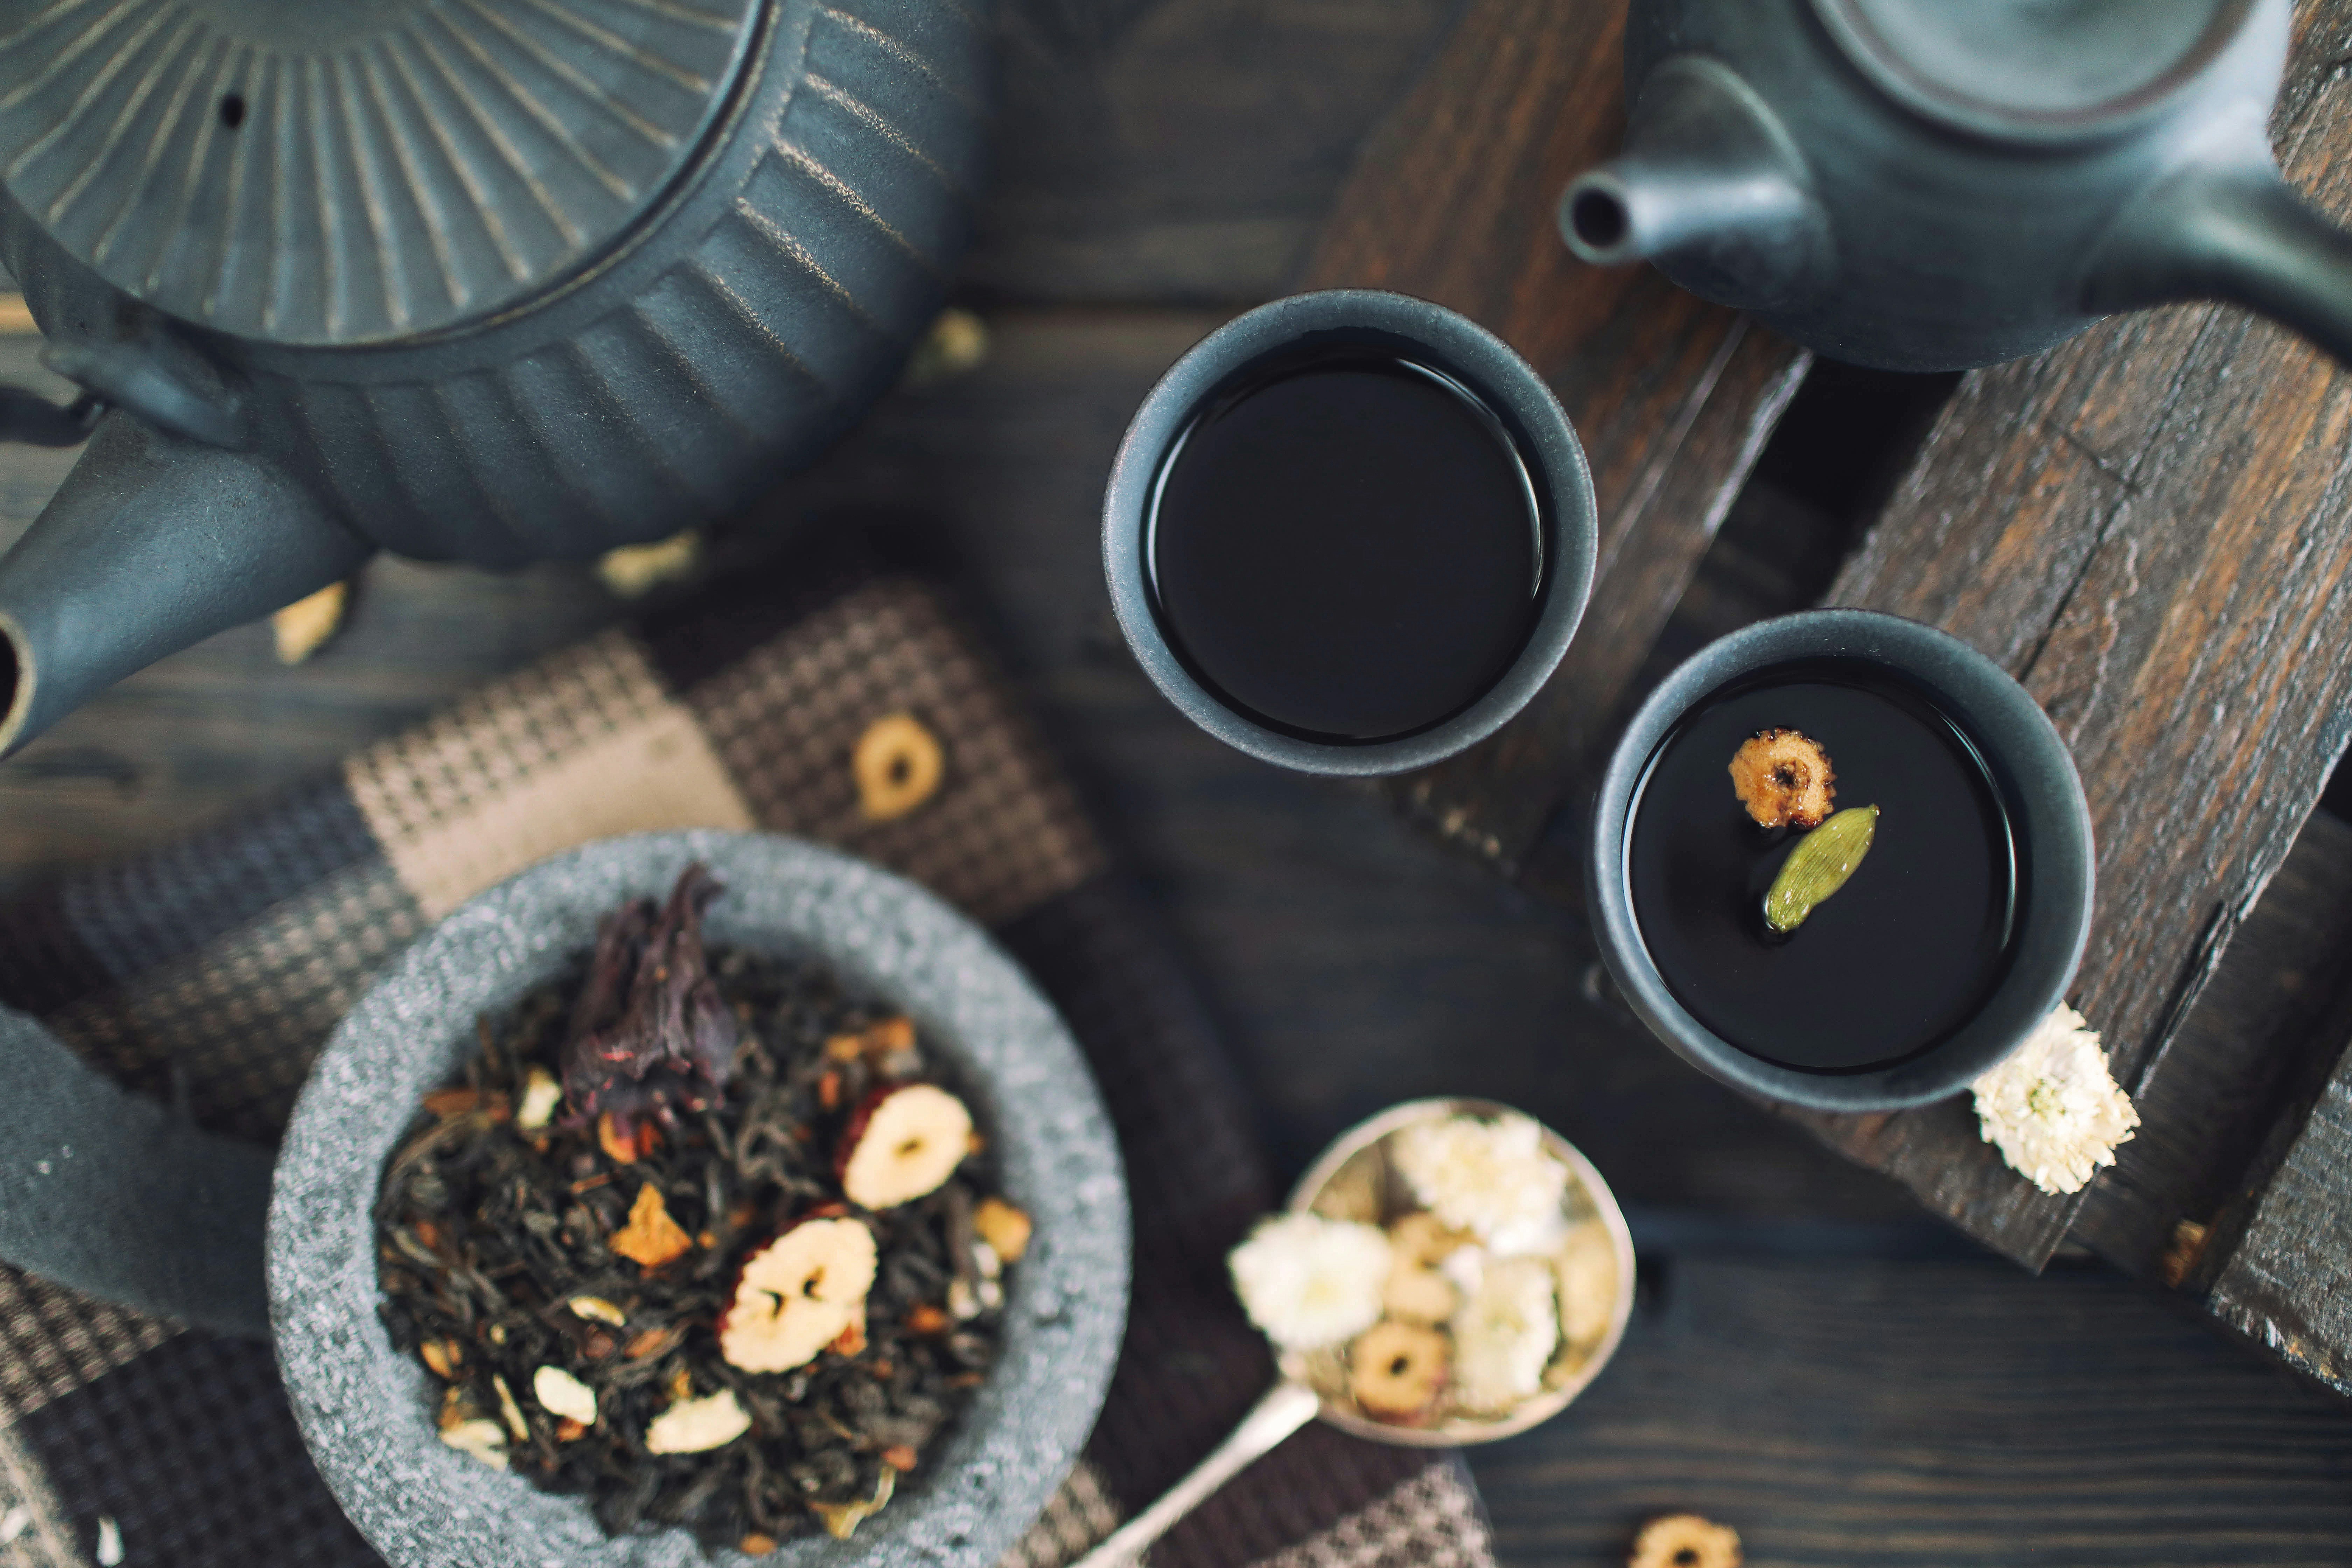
left=1763, top=804, right=1879, bottom=934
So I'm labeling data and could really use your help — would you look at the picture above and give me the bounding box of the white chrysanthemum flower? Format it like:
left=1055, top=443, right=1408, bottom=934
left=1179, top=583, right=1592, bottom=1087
left=1392, top=1113, right=1570, bottom=1251
left=1228, top=1212, right=1392, bottom=1352
left=1451, top=1255, right=1558, bottom=1411
left=1972, top=1003, right=2140, bottom=1195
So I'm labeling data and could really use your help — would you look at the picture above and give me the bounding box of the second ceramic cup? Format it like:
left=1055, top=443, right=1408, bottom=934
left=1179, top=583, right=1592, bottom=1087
left=1102, top=290, right=1597, bottom=775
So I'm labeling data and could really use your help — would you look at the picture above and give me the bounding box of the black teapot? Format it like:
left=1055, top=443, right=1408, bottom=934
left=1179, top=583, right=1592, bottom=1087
left=0, top=0, right=987, bottom=756
left=1560, top=0, right=2352, bottom=372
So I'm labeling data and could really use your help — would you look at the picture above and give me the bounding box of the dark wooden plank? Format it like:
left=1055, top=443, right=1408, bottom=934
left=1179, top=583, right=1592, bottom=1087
left=1295, top=0, right=1810, bottom=869
left=2199, top=1023, right=2352, bottom=1397
left=1790, top=0, right=2352, bottom=1270
left=2072, top=809, right=2352, bottom=1278
left=969, top=0, right=1459, bottom=304
left=1474, top=1254, right=2352, bottom=1567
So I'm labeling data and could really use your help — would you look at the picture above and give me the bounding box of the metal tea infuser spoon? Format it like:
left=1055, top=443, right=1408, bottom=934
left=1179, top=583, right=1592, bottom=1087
left=1071, top=1098, right=1637, bottom=1567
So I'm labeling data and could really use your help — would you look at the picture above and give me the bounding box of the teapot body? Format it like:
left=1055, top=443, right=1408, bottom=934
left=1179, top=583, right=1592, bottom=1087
left=0, top=0, right=988, bottom=568
left=1574, top=0, right=2303, bottom=372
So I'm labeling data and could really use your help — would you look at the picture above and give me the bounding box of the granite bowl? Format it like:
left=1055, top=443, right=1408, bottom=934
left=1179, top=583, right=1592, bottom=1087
left=267, top=831, right=1130, bottom=1568
left=1586, top=609, right=2096, bottom=1111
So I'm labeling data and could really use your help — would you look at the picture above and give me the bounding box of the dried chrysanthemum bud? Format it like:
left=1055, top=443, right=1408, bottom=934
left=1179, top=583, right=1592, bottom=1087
left=1392, top=1113, right=1569, bottom=1252
left=837, top=1085, right=973, bottom=1210
left=1450, top=1255, right=1559, bottom=1412
left=1972, top=1003, right=2139, bottom=1194
left=1228, top=1212, right=1391, bottom=1352
left=1347, top=1319, right=1449, bottom=1420
left=1729, top=728, right=1836, bottom=829
left=1629, top=1513, right=1743, bottom=1568
left=643, top=1387, right=752, bottom=1455
left=718, top=1217, right=878, bottom=1372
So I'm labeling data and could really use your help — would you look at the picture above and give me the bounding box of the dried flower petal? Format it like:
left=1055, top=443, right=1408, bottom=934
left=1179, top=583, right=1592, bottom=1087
left=440, top=1419, right=510, bottom=1470
left=643, top=1388, right=751, bottom=1455
left=610, top=1183, right=694, bottom=1269
left=1228, top=1212, right=1391, bottom=1352
left=516, top=1067, right=562, bottom=1131
left=568, top=1296, right=628, bottom=1328
left=270, top=580, right=349, bottom=665
left=1971, top=1004, right=2140, bottom=1195
left=94, top=1516, right=122, bottom=1568
left=973, top=1197, right=1032, bottom=1264
left=814, top=1464, right=896, bottom=1539
left=492, top=1373, right=529, bottom=1441
left=533, top=1365, right=598, bottom=1426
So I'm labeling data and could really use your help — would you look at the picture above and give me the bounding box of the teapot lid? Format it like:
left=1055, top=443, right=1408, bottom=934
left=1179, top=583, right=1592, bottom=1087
left=0, top=0, right=763, bottom=346
left=1812, top=0, right=2254, bottom=144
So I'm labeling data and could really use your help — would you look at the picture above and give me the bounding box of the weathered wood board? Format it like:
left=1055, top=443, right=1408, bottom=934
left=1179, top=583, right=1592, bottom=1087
left=1792, top=0, right=2352, bottom=1269
left=1298, top=0, right=1809, bottom=869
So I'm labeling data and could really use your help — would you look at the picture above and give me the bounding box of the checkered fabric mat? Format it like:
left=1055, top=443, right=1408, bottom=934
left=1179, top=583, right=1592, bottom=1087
left=0, top=541, right=1495, bottom=1568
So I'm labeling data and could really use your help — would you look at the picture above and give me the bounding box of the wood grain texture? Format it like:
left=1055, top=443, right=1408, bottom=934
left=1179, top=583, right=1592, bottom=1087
left=1297, top=0, right=1809, bottom=868
left=2200, top=1032, right=2352, bottom=1398
left=1793, top=1, right=2352, bottom=1269
left=2073, top=810, right=2352, bottom=1278
left=1478, top=1255, right=2352, bottom=1567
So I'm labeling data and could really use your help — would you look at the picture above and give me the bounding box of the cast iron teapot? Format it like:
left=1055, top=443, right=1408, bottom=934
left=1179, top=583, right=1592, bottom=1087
left=1559, top=0, right=2352, bottom=372
left=0, top=0, right=987, bottom=757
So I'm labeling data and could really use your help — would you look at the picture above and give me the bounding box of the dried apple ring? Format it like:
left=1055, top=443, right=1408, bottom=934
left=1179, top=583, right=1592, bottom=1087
left=1347, top=1319, right=1448, bottom=1421
left=854, top=713, right=945, bottom=822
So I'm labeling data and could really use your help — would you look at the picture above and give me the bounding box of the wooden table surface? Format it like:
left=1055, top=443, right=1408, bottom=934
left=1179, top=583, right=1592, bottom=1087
left=7, top=0, right=2352, bottom=1562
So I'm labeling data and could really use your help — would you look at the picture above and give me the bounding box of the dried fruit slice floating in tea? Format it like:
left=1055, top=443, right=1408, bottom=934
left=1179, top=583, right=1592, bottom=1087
left=375, top=863, right=1029, bottom=1550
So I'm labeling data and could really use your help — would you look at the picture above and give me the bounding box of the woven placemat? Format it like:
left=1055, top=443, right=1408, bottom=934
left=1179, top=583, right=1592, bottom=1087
left=0, top=540, right=1495, bottom=1568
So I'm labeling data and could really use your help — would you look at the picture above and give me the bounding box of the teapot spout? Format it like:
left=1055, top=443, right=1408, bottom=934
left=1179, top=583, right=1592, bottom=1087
left=1560, top=55, right=1832, bottom=313
left=2085, top=150, right=2352, bottom=366
left=0, top=412, right=371, bottom=757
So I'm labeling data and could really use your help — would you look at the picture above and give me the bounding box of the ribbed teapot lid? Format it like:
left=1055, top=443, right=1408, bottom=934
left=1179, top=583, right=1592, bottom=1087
left=0, top=0, right=763, bottom=346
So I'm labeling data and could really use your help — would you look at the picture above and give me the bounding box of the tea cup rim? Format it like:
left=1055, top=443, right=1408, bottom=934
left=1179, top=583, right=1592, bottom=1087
left=1101, top=288, right=1598, bottom=777
left=1584, top=607, right=2096, bottom=1111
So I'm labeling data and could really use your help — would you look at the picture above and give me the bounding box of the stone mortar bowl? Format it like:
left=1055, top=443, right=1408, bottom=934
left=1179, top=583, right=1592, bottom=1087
left=268, top=831, right=1131, bottom=1568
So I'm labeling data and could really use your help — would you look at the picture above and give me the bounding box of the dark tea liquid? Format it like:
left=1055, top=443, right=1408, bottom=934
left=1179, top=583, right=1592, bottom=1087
left=1626, top=660, right=2019, bottom=1073
left=1144, top=352, right=1545, bottom=743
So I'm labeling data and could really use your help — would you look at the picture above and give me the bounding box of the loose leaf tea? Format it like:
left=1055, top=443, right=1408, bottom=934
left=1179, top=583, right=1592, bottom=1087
left=376, top=865, right=1021, bottom=1552
left=1762, top=804, right=1880, bottom=934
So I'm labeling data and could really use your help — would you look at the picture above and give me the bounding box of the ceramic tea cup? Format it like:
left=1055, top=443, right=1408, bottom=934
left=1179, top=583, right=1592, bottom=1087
left=1101, top=289, right=1598, bottom=776
left=1587, top=609, right=2095, bottom=1111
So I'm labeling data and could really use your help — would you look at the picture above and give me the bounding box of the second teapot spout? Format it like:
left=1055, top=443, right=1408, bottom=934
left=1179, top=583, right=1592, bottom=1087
left=1560, top=55, right=1834, bottom=315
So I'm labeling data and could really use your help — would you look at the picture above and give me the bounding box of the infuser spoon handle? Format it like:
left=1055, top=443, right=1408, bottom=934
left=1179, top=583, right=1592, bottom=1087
left=1069, top=1379, right=1321, bottom=1568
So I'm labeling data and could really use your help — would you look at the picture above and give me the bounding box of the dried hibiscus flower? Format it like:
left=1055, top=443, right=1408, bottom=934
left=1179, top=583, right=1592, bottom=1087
left=561, top=862, right=739, bottom=1135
